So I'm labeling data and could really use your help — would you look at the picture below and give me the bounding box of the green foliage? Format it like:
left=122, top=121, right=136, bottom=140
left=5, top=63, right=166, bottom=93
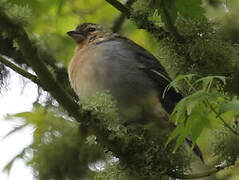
left=132, top=0, right=153, bottom=16
left=166, top=75, right=227, bottom=151
left=6, top=105, right=105, bottom=180
left=3, top=148, right=27, bottom=175
left=0, top=0, right=31, bottom=26
left=131, top=0, right=156, bottom=27
left=161, top=0, right=178, bottom=25
left=219, top=10, right=239, bottom=43
left=206, top=0, right=222, bottom=7
left=110, top=125, right=191, bottom=180
left=94, top=162, right=128, bottom=180
left=213, top=124, right=239, bottom=165
left=158, top=19, right=239, bottom=81
left=175, top=0, right=205, bottom=19
left=168, top=90, right=214, bottom=151
left=81, top=92, right=191, bottom=179
left=132, top=0, right=205, bottom=27
left=82, top=92, right=125, bottom=134
left=218, top=101, right=239, bottom=116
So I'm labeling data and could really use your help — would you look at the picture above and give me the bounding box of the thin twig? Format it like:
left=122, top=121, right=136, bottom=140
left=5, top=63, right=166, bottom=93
left=207, top=101, right=239, bottom=136
left=0, top=55, right=41, bottom=86
left=185, top=78, right=239, bottom=136
left=112, top=0, right=136, bottom=33
left=105, top=0, right=130, bottom=17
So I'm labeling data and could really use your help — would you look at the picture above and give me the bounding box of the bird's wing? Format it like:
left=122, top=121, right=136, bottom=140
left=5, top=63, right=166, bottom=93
left=112, top=35, right=183, bottom=114
left=95, top=36, right=204, bottom=162
left=114, top=36, right=204, bottom=162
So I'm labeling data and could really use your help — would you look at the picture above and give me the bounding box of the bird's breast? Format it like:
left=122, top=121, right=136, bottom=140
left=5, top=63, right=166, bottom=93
left=68, top=43, right=168, bottom=123
left=68, top=47, right=103, bottom=99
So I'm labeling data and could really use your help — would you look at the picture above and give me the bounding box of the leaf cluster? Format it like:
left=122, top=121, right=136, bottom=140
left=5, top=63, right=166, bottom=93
left=166, top=75, right=228, bottom=151
left=6, top=105, right=105, bottom=180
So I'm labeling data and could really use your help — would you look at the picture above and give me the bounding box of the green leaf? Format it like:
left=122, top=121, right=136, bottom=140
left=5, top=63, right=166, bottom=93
left=218, top=101, right=239, bottom=116
left=193, top=76, right=226, bottom=92
left=191, top=115, right=211, bottom=144
left=164, top=74, right=197, bottom=96
left=171, top=98, right=187, bottom=123
left=3, top=148, right=26, bottom=174
left=171, top=90, right=220, bottom=123
left=3, top=123, right=28, bottom=139
left=188, top=105, right=211, bottom=144
left=12, top=107, right=46, bottom=125
left=175, top=0, right=205, bottom=19
left=169, top=103, right=211, bottom=152
left=166, top=126, right=182, bottom=146
left=168, top=91, right=217, bottom=151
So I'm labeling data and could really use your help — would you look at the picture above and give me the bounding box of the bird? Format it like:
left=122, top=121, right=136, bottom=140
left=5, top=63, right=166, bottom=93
left=67, top=23, right=203, bottom=161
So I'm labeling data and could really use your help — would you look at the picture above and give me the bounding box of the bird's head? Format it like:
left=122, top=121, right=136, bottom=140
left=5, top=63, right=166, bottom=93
left=67, top=23, right=111, bottom=44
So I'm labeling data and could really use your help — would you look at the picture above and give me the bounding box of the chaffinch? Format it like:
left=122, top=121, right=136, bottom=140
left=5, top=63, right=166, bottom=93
left=67, top=23, right=203, bottom=161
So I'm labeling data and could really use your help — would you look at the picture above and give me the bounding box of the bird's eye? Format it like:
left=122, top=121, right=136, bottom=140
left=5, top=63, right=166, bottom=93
left=88, top=27, right=96, bottom=32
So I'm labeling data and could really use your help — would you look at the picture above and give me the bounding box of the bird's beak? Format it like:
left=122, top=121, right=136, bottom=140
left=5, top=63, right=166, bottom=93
left=67, top=30, right=86, bottom=43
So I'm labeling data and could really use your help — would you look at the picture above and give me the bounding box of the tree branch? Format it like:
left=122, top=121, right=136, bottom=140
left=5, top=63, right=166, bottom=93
left=105, top=0, right=170, bottom=40
left=112, top=0, right=136, bottom=33
left=0, top=55, right=41, bottom=85
left=105, top=0, right=130, bottom=17
left=207, top=100, right=239, bottom=136
left=0, top=10, right=85, bottom=122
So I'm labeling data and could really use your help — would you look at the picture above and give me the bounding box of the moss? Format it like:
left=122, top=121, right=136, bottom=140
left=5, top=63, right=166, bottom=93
left=82, top=91, right=126, bottom=136
left=0, top=1, right=31, bottom=26
left=212, top=124, right=239, bottom=165
left=159, top=19, right=238, bottom=76
left=157, top=19, right=239, bottom=95
left=117, top=125, right=191, bottom=179
left=81, top=92, right=191, bottom=179
left=26, top=106, right=105, bottom=180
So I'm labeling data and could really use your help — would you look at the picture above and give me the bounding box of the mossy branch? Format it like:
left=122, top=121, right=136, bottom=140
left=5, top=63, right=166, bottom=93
left=0, top=10, right=84, bottom=122
left=0, top=54, right=41, bottom=85
left=0, top=9, right=117, bottom=171
left=105, top=0, right=131, bottom=17
left=105, top=0, right=170, bottom=40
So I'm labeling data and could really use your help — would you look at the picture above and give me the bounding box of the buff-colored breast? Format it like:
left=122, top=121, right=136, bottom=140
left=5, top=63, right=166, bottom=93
left=68, top=40, right=169, bottom=125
